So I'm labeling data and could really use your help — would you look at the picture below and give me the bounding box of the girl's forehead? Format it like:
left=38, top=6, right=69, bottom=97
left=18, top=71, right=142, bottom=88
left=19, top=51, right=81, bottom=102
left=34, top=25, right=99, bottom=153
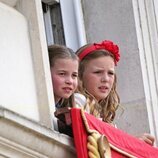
left=55, top=57, right=77, bottom=62
left=85, top=56, right=115, bottom=67
left=52, top=58, right=78, bottom=70
left=54, top=58, right=78, bottom=65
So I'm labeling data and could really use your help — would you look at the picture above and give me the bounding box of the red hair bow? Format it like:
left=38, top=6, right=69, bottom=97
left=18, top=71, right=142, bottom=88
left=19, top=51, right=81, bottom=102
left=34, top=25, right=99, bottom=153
left=78, top=40, right=120, bottom=65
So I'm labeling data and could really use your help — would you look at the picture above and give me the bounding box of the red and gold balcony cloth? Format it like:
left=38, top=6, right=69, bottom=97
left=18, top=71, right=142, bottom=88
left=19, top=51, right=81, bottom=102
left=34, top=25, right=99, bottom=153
left=71, top=108, right=158, bottom=158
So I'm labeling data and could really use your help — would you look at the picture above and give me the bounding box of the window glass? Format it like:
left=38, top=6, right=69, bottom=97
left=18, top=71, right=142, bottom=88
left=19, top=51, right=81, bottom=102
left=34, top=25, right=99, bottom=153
left=42, top=1, right=65, bottom=46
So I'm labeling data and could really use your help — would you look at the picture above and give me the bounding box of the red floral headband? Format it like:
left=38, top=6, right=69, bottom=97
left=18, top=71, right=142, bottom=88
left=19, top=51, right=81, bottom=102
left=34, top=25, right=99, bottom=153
left=78, top=40, right=120, bottom=65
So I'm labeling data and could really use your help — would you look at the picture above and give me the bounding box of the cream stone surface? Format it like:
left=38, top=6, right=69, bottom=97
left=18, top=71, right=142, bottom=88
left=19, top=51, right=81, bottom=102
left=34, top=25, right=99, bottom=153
left=0, top=2, right=39, bottom=120
left=0, top=106, right=76, bottom=158
left=0, top=0, right=17, bottom=7
left=0, top=0, right=54, bottom=127
left=0, top=0, right=158, bottom=156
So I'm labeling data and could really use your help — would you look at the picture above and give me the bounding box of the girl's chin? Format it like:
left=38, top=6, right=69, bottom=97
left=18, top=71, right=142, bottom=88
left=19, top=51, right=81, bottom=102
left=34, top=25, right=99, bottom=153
left=96, top=95, right=108, bottom=101
left=63, top=94, right=72, bottom=99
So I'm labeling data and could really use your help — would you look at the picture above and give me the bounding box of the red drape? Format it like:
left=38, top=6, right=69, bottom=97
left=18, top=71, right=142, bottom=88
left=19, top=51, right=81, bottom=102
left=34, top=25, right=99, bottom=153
left=71, top=108, right=158, bottom=158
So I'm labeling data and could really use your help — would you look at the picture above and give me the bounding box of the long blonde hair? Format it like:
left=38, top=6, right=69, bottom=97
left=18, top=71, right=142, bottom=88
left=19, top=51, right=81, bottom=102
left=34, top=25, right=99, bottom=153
left=76, top=44, right=120, bottom=123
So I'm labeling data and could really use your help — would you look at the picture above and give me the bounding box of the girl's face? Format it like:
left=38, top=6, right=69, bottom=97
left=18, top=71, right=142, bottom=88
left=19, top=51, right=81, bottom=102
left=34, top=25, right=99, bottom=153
left=82, top=56, right=115, bottom=101
left=51, top=58, right=78, bottom=103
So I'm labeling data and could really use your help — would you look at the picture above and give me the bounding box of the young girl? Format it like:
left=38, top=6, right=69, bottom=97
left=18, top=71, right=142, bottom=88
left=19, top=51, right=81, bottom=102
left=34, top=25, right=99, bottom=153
left=48, top=44, right=79, bottom=108
left=76, top=40, right=120, bottom=123
left=48, top=44, right=79, bottom=136
left=76, top=40, right=155, bottom=145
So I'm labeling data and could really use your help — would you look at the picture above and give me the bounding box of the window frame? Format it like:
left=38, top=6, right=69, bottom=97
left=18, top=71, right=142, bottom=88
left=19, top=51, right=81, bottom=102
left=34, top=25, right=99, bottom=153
left=42, top=0, right=87, bottom=51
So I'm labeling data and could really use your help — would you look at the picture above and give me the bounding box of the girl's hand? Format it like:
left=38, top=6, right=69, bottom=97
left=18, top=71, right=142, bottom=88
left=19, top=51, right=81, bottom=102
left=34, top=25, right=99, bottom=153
left=137, top=133, right=155, bottom=146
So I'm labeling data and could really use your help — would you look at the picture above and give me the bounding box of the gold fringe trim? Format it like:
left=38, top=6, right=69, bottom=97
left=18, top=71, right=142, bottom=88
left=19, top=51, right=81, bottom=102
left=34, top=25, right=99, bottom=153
left=80, top=108, right=137, bottom=158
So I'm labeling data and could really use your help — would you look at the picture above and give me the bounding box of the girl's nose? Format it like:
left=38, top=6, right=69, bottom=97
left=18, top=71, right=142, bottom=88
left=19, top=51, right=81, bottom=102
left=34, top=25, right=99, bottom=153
left=101, top=74, right=109, bottom=82
left=65, top=76, right=73, bottom=84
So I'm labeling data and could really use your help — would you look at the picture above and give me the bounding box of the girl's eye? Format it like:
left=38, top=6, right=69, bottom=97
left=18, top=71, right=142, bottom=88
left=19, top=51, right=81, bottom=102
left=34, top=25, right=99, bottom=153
left=59, top=72, right=65, bottom=76
left=94, top=71, right=102, bottom=74
left=72, top=73, right=78, bottom=78
left=108, top=71, right=114, bottom=75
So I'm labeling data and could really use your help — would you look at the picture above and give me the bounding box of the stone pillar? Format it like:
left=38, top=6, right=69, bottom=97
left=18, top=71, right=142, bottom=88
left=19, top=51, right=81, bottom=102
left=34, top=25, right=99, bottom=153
left=81, top=0, right=158, bottom=144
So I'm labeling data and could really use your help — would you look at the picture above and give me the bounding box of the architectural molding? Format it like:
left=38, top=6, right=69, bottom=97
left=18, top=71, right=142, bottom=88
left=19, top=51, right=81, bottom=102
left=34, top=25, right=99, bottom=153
left=0, top=106, right=75, bottom=158
left=132, top=0, right=158, bottom=144
left=0, top=0, right=17, bottom=7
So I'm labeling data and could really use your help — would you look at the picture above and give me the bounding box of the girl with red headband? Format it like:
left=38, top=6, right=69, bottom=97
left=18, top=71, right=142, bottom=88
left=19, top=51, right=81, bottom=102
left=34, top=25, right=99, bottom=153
left=76, top=40, right=120, bottom=123
left=76, top=40, right=155, bottom=145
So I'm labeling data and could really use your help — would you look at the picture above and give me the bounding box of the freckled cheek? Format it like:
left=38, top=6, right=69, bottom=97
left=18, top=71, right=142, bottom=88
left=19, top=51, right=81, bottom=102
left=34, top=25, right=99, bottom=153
left=83, top=80, right=94, bottom=93
left=51, top=80, right=61, bottom=95
left=52, top=76, right=63, bottom=89
left=82, top=78, right=89, bottom=88
left=109, top=78, right=115, bottom=87
left=83, top=75, right=97, bottom=89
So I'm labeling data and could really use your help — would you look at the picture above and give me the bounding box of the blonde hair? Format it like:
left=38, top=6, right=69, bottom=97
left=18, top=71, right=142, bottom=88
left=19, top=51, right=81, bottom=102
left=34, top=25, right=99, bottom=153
left=49, top=44, right=78, bottom=67
left=76, top=44, right=120, bottom=123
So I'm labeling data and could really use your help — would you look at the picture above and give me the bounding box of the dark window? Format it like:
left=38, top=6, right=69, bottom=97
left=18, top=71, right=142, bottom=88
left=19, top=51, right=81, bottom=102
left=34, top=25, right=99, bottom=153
left=42, top=2, right=65, bottom=45
left=50, top=4, right=65, bottom=45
